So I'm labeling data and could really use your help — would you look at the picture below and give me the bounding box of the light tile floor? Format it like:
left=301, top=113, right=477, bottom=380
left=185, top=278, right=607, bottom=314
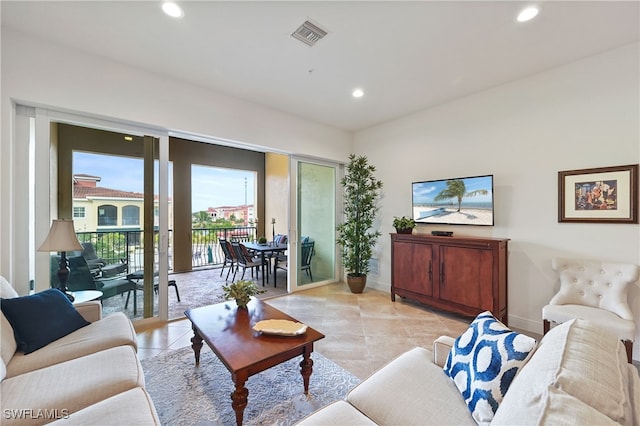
left=136, top=282, right=540, bottom=380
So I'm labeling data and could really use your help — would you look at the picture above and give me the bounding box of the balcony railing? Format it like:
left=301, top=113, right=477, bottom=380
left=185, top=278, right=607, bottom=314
left=76, top=226, right=258, bottom=272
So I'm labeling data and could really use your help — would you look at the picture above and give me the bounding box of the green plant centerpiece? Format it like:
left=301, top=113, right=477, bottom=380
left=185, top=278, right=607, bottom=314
left=393, top=216, right=416, bottom=234
left=336, top=154, right=383, bottom=294
left=222, top=279, right=266, bottom=309
left=257, top=236, right=268, bottom=245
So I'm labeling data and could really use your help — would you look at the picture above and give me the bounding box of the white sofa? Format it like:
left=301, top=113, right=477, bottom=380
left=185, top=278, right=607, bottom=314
left=0, top=277, right=159, bottom=425
left=298, top=318, right=640, bottom=426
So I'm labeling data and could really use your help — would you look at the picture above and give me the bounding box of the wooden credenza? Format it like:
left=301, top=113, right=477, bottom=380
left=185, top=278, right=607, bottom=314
left=391, top=233, right=509, bottom=325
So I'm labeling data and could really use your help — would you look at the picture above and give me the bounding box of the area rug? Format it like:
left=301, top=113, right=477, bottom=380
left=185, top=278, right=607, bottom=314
left=141, top=346, right=360, bottom=426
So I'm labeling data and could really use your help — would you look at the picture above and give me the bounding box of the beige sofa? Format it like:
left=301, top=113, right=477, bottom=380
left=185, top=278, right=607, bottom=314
left=298, top=318, right=640, bottom=426
left=0, top=277, right=159, bottom=425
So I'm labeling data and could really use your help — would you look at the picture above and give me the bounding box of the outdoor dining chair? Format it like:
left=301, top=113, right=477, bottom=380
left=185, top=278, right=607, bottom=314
left=231, top=242, right=267, bottom=283
left=219, top=238, right=236, bottom=280
left=274, top=240, right=314, bottom=286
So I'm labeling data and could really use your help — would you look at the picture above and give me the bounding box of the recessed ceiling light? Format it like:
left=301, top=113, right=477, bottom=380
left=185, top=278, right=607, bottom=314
left=162, top=2, right=184, bottom=18
left=517, top=6, right=539, bottom=22
left=352, top=89, right=364, bottom=98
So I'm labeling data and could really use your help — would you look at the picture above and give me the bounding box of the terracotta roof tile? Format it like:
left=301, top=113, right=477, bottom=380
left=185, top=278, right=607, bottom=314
left=74, top=185, right=144, bottom=199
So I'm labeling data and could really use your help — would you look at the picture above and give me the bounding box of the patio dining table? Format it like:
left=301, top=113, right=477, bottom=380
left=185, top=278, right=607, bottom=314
left=242, top=241, right=287, bottom=287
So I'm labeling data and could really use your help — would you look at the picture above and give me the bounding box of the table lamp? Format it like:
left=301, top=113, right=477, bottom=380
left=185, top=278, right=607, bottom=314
left=38, top=219, right=83, bottom=301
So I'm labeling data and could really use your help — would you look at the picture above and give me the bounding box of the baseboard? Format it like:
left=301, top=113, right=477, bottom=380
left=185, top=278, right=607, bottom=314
left=508, top=314, right=542, bottom=339
left=363, top=279, right=387, bottom=293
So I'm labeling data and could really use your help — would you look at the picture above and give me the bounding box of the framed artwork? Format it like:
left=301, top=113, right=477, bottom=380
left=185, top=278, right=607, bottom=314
left=558, top=164, right=638, bottom=223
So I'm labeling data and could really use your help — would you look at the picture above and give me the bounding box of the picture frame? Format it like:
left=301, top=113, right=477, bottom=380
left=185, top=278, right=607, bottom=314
left=558, top=164, right=638, bottom=224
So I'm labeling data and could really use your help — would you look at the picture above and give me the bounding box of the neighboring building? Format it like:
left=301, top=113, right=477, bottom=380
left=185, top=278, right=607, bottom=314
left=73, top=174, right=173, bottom=232
left=207, top=204, right=255, bottom=225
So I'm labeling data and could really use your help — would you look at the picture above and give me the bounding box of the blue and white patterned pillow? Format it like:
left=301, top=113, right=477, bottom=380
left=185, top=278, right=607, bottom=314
left=444, top=311, right=537, bottom=424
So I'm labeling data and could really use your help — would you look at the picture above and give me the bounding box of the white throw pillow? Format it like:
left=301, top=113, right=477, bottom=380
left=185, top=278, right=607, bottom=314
left=444, top=311, right=537, bottom=425
left=492, top=319, right=632, bottom=425
left=0, top=276, right=19, bottom=298
left=0, top=276, right=19, bottom=369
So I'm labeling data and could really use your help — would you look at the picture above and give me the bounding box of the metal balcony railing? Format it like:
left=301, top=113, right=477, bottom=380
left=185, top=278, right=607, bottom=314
left=75, top=226, right=258, bottom=271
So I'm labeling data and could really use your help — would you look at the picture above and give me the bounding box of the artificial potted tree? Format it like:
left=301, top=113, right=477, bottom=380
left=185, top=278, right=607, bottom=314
left=393, top=216, right=416, bottom=234
left=336, top=154, right=383, bottom=294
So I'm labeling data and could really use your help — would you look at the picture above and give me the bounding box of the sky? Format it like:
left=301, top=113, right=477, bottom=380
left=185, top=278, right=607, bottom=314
left=412, top=175, right=493, bottom=204
left=73, top=152, right=256, bottom=212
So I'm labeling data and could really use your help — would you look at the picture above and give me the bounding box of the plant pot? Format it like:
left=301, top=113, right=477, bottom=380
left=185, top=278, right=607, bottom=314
left=395, top=228, right=413, bottom=234
left=235, top=296, right=250, bottom=309
left=347, top=274, right=367, bottom=294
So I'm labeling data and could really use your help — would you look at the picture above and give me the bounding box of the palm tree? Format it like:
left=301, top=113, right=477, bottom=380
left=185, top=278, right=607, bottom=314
left=434, top=179, right=488, bottom=212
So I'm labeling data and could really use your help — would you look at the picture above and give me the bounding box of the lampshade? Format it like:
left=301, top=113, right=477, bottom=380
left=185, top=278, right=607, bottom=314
left=38, top=219, right=83, bottom=252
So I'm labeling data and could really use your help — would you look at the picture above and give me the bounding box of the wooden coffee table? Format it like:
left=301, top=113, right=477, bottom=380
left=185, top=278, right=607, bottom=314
left=184, top=298, right=325, bottom=426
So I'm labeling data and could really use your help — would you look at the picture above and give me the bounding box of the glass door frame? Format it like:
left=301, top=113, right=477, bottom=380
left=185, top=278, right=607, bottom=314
left=30, top=107, right=171, bottom=323
left=288, top=155, right=341, bottom=292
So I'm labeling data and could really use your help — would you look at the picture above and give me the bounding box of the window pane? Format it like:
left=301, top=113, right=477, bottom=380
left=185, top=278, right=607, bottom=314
left=98, top=204, right=117, bottom=226
left=122, top=205, right=140, bottom=226
left=73, top=206, right=85, bottom=218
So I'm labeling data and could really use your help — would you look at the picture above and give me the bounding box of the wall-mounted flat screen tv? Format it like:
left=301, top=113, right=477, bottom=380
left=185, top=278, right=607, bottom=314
left=412, top=174, right=494, bottom=226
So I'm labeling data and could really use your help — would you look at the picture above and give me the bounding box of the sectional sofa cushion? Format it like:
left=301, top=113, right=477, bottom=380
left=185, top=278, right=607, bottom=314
left=443, top=311, right=536, bottom=425
left=48, top=387, right=160, bottom=425
left=347, top=347, right=475, bottom=426
left=296, top=400, right=377, bottom=426
left=491, top=319, right=633, bottom=425
left=5, top=312, right=137, bottom=378
left=0, top=345, right=144, bottom=426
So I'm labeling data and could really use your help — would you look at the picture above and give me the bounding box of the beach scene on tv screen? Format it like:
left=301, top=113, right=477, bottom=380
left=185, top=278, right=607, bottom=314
left=412, top=175, right=494, bottom=225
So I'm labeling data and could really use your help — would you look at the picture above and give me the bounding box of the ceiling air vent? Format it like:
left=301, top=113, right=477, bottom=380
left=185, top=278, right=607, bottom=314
left=291, top=20, right=327, bottom=46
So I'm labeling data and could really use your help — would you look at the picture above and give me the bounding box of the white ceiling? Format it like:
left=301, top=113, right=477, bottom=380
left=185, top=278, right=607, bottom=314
left=2, top=1, right=639, bottom=131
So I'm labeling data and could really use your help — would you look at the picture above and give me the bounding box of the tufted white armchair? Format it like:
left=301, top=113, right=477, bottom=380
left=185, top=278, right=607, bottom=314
left=542, top=257, right=639, bottom=363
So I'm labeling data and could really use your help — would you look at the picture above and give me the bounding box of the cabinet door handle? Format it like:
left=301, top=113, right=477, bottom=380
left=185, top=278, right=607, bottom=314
left=428, top=261, right=432, bottom=281
left=440, top=263, right=445, bottom=285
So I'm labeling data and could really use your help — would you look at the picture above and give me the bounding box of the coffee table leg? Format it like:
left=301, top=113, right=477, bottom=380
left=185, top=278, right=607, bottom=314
left=299, top=352, right=314, bottom=394
left=231, top=373, right=249, bottom=426
left=190, top=326, right=203, bottom=365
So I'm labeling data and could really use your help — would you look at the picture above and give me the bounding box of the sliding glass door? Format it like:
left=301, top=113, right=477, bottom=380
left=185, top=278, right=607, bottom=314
left=289, top=157, right=339, bottom=291
left=28, top=109, right=171, bottom=323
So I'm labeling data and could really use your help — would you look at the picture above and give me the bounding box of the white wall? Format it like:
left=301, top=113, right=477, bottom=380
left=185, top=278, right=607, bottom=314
left=355, top=43, right=640, bottom=359
left=1, top=29, right=351, bottom=158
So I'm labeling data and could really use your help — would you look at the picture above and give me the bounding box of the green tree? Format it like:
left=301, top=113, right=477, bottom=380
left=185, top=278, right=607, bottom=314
left=434, top=179, right=488, bottom=212
left=192, top=211, right=214, bottom=228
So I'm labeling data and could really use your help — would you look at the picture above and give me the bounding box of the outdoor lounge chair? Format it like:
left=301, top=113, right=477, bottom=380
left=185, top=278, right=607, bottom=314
left=50, top=255, right=139, bottom=314
left=79, top=241, right=128, bottom=278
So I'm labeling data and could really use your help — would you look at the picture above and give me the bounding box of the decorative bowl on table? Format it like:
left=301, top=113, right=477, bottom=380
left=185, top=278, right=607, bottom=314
left=253, top=319, right=308, bottom=336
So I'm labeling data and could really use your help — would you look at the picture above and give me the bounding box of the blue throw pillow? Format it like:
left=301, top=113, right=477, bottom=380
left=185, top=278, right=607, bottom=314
left=1, top=289, right=90, bottom=354
left=443, top=311, right=537, bottom=424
